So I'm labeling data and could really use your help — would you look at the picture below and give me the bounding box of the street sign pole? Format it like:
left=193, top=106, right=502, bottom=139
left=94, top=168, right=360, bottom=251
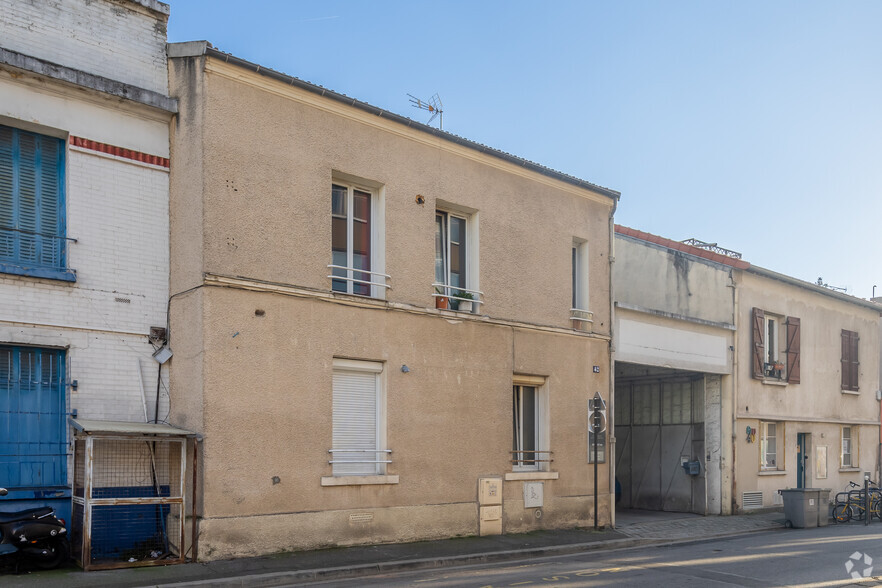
left=592, top=392, right=603, bottom=529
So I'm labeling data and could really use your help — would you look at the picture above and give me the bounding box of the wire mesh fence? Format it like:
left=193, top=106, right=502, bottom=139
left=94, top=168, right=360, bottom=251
left=72, top=435, right=187, bottom=570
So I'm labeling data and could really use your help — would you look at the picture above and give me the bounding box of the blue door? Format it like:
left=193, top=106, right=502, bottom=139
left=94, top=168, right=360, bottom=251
left=0, top=346, right=70, bottom=521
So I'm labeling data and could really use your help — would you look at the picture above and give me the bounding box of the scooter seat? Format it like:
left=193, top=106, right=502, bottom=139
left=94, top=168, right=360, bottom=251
left=0, top=507, right=54, bottom=523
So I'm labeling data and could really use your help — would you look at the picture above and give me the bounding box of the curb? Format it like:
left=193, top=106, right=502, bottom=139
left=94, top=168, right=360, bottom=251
left=154, top=525, right=784, bottom=588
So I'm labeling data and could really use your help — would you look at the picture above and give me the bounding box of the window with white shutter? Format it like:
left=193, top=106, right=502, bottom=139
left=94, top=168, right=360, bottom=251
left=331, top=359, right=386, bottom=476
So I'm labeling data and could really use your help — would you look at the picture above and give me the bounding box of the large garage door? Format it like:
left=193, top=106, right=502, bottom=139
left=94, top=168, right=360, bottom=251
left=615, top=376, right=705, bottom=513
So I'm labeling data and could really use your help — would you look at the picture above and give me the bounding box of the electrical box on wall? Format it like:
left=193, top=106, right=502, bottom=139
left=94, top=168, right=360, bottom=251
left=478, top=477, right=502, bottom=505
left=524, top=482, right=543, bottom=508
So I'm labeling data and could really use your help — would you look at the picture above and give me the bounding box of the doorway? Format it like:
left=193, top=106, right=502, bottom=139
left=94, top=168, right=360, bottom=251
left=615, top=369, right=707, bottom=514
left=796, top=433, right=810, bottom=489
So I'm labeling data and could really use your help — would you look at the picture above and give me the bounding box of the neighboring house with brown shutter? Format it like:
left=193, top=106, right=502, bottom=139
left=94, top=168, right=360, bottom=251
left=735, top=266, right=880, bottom=509
left=613, top=226, right=881, bottom=515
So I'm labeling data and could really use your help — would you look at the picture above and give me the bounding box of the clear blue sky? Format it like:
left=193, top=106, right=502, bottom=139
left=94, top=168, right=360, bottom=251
left=167, top=1, right=882, bottom=299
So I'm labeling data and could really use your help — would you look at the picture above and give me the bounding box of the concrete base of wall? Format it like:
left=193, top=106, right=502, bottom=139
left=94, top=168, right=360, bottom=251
left=197, top=502, right=478, bottom=561
left=197, top=494, right=614, bottom=560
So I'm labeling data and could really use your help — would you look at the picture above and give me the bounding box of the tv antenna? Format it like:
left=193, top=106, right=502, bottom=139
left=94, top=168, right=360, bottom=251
left=408, top=93, right=443, bottom=129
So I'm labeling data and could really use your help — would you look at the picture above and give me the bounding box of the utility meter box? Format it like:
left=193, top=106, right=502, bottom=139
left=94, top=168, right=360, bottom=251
left=479, top=477, right=502, bottom=505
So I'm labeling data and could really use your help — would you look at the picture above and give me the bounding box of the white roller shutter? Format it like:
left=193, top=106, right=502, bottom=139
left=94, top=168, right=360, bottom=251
left=333, top=366, right=380, bottom=476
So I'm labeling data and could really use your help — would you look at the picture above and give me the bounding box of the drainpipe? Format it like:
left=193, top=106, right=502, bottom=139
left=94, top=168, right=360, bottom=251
left=608, top=195, right=619, bottom=528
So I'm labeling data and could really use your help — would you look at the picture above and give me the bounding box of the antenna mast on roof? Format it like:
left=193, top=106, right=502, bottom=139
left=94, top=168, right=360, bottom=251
left=408, top=93, right=443, bottom=130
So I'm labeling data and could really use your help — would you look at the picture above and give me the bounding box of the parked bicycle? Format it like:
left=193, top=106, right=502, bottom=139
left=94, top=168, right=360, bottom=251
left=832, top=480, right=882, bottom=523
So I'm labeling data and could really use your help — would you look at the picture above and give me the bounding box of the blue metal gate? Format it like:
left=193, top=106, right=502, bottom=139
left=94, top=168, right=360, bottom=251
left=0, top=345, right=70, bottom=521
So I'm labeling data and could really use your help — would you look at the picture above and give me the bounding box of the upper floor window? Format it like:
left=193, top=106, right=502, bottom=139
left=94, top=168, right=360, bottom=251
left=841, top=330, right=859, bottom=392
left=434, top=207, right=481, bottom=312
left=0, top=125, right=74, bottom=282
left=751, top=308, right=800, bottom=384
left=330, top=181, right=387, bottom=297
left=571, top=240, right=592, bottom=329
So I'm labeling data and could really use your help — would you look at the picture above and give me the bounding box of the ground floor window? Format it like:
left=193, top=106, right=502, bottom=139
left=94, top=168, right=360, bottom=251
left=842, top=426, right=857, bottom=468
left=512, top=376, right=549, bottom=471
left=760, top=421, right=782, bottom=471
left=330, top=358, right=387, bottom=476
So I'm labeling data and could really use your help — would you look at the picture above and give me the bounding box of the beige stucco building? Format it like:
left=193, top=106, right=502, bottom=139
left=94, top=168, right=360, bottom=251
left=166, top=42, right=619, bottom=560
left=613, top=226, right=881, bottom=516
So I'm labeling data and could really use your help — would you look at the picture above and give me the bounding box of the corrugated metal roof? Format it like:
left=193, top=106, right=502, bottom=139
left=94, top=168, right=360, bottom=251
left=69, top=418, right=197, bottom=437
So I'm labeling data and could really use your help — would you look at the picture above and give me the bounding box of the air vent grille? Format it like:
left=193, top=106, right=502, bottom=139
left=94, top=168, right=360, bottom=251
left=742, top=491, right=763, bottom=509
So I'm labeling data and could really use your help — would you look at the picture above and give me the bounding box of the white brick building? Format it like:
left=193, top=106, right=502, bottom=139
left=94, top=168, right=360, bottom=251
left=0, top=0, right=175, bottom=521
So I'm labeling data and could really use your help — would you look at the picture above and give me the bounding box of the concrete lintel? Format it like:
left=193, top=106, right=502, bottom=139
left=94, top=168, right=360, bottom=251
left=167, top=41, right=210, bottom=58
left=616, top=301, right=736, bottom=331
left=0, top=48, right=177, bottom=113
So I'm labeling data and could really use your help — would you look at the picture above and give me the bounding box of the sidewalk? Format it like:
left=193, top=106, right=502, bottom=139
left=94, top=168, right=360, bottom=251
left=3, top=511, right=785, bottom=588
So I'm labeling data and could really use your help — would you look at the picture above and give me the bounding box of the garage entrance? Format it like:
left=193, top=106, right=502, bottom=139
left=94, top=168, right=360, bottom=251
left=615, top=365, right=708, bottom=514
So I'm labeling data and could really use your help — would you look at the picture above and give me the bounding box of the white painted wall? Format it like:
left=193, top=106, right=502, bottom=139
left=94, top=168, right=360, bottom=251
left=616, top=314, right=731, bottom=374
left=0, top=0, right=171, bottom=428
left=0, top=0, right=170, bottom=94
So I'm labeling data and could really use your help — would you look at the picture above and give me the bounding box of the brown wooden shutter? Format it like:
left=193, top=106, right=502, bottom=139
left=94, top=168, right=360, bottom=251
left=852, top=332, right=860, bottom=391
left=752, top=307, right=765, bottom=379
left=785, top=317, right=801, bottom=384
left=842, top=330, right=860, bottom=391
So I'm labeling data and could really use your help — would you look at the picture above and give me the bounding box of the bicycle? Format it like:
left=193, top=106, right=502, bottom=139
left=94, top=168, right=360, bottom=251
left=832, top=481, right=882, bottom=523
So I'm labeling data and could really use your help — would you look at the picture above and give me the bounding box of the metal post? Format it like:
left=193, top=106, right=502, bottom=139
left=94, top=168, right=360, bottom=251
left=865, top=475, right=870, bottom=526
left=593, top=404, right=600, bottom=529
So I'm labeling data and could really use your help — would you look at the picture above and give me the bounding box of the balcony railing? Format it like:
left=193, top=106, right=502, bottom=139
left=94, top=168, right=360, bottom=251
left=570, top=308, right=593, bottom=331
left=432, top=283, right=484, bottom=312
left=327, top=448, right=392, bottom=466
left=327, top=265, right=391, bottom=294
left=510, top=449, right=554, bottom=467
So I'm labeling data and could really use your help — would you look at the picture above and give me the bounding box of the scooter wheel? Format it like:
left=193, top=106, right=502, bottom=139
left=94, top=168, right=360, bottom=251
left=34, top=537, right=70, bottom=570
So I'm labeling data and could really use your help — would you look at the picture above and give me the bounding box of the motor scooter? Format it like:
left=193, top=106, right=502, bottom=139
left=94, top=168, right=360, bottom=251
left=0, top=487, right=69, bottom=570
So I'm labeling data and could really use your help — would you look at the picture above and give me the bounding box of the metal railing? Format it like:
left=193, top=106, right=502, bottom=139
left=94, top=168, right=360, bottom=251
left=510, top=449, right=554, bottom=466
left=327, top=448, right=392, bottom=465
left=432, top=283, right=484, bottom=310
left=327, top=265, right=391, bottom=291
left=0, top=227, right=76, bottom=267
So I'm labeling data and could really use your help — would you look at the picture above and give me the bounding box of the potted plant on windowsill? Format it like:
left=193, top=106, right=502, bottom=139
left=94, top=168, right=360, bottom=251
left=450, top=290, right=474, bottom=313
left=434, top=287, right=448, bottom=310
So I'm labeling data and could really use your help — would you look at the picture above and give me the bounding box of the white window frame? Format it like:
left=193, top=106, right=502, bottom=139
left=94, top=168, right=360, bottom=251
left=760, top=421, right=782, bottom=471
left=434, top=201, right=480, bottom=309
left=764, top=314, right=785, bottom=380
left=572, top=239, right=590, bottom=312
left=330, top=176, right=386, bottom=298
left=842, top=426, right=856, bottom=468
left=512, top=375, right=549, bottom=472
left=330, top=358, right=387, bottom=477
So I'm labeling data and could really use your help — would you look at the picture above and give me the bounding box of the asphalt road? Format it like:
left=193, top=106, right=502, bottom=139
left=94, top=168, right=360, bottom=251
left=303, top=525, right=882, bottom=587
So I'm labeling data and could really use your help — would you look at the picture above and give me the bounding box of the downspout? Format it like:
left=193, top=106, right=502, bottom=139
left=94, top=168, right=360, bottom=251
left=608, top=195, right=619, bottom=527
left=729, top=268, right=740, bottom=515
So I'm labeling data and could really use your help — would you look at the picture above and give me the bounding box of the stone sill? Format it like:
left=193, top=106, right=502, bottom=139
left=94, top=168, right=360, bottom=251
left=758, top=470, right=787, bottom=476
left=504, top=471, right=560, bottom=481
left=841, top=390, right=860, bottom=396
left=321, top=475, right=399, bottom=486
left=761, top=379, right=788, bottom=387
left=838, top=468, right=861, bottom=473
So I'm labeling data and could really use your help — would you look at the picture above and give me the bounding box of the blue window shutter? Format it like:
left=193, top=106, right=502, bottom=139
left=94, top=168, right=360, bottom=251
left=0, top=125, right=66, bottom=275
left=38, top=136, right=62, bottom=267
left=0, top=127, right=14, bottom=260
